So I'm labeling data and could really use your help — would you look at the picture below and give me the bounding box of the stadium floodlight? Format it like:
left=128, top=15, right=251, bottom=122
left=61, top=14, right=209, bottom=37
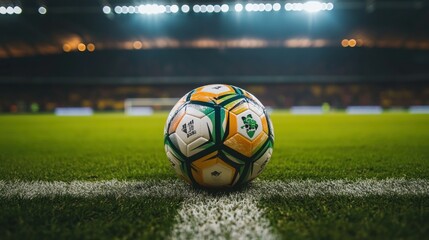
left=252, top=4, right=258, bottom=11
left=6, top=6, right=14, bottom=14
left=245, top=3, right=252, bottom=12
left=171, top=5, right=179, bottom=13
left=102, top=6, right=110, bottom=14
left=144, top=4, right=154, bottom=14
left=235, top=3, right=243, bottom=12
left=221, top=4, right=229, bottom=12
left=258, top=3, right=265, bottom=11
left=0, top=7, right=6, bottom=15
left=294, top=3, right=304, bottom=11
left=138, top=4, right=146, bottom=14
left=207, top=5, right=214, bottom=13
left=128, top=6, right=136, bottom=14
left=200, top=5, right=207, bottom=13
left=326, top=2, right=334, bottom=10
left=159, top=5, right=167, bottom=13
left=265, top=3, right=273, bottom=11
left=303, top=1, right=323, bottom=12
left=181, top=5, right=190, bottom=13
left=272, top=3, right=281, bottom=11
left=114, top=6, right=122, bottom=14
left=166, top=5, right=172, bottom=13
left=193, top=5, right=201, bottom=13
left=214, top=5, right=221, bottom=13
left=13, top=6, right=22, bottom=14
left=285, top=3, right=293, bottom=11
left=121, top=6, right=129, bottom=14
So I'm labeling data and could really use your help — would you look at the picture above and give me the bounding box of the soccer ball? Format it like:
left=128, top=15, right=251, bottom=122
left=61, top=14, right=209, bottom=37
left=164, top=84, right=274, bottom=188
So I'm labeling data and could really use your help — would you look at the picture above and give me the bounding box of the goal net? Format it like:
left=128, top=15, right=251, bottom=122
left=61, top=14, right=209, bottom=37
left=124, top=98, right=179, bottom=116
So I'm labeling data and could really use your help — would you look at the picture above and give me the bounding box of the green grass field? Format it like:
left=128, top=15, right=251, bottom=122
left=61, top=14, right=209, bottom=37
left=1, top=113, right=429, bottom=239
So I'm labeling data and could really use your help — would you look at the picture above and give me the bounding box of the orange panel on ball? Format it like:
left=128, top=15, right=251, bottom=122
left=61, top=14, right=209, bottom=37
left=168, top=109, right=186, bottom=134
left=229, top=101, right=249, bottom=115
left=190, top=84, right=236, bottom=104
left=223, top=133, right=253, bottom=157
left=191, top=154, right=236, bottom=187
left=190, top=151, right=218, bottom=184
left=189, top=92, right=217, bottom=103
left=260, top=114, right=270, bottom=135
left=226, top=112, right=238, bottom=140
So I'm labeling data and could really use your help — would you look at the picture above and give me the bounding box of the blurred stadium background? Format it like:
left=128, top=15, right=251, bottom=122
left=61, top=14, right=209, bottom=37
left=1, top=0, right=428, bottom=114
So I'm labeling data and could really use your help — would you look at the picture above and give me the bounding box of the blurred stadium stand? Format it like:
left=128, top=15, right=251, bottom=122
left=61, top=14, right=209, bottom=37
left=0, top=0, right=428, bottom=112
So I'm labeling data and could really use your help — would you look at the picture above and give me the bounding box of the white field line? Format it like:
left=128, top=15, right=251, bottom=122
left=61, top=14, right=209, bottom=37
left=0, top=179, right=428, bottom=199
left=170, top=195, right=275, bottom=240
left=1, top=179, right=428, bottom=240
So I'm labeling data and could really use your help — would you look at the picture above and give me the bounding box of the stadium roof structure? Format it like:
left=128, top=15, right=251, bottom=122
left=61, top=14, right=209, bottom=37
left=0, top=0, right=428, bottom=58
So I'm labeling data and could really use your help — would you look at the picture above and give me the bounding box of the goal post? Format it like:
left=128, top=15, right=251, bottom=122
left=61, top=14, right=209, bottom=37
left=124, top=98, right=179, bottom=116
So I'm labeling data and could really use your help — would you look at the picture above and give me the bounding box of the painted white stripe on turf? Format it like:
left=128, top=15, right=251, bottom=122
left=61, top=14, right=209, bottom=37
left=1, top=179, right=428, bottom=240
left=0, top=179, right=428, bottom=199
left=170, top=195, right=275, bottom=240
left=0, top=180, right=189, bottom=199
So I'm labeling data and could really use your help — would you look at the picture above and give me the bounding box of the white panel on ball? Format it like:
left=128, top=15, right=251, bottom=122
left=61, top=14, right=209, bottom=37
left=169, top=132, right=188, bottom=157
left=235, top=110, right=263, bottom=140
left=187, top=136, right=210, bottom=156
left=176, top=115, right=213, bottom=143
left=249, top=148, right=273, bottom=180
left=166, top=149, right=184, bottom=177
left=185, top=104, right=214, bottom=118
left=200, top=84, right=231, bottom=94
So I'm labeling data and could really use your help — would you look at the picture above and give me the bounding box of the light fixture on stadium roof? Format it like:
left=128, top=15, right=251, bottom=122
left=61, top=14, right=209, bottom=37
left=170, top=5, right=179, bottom=13
left=193, top=5, right=201, bottom=13
left=6, top=6, right=14, bottom=14
left=284, top=1, right=334, bottom=12
left=303, top=1, right=323, bottom=12
left=245, top=3, right=252, bottom=12
left=213, top=5, right=221, bottom=13
left=108, top=2, right=333, bottom=15
left=206, top=5, right=214, bottom=13
left=121, top=6, right=129, bottom=14
left=160, top=5, right=168, bottom=13
left=14, top=6, right=22, bottom=14
left=128, top=6, right=136, bottom=14
left=181, top=5, right=190, bottom=13
left=293, top=3, right=304, bottom=11
left=221, top=4, right=229, bottom=12
left=102, top=6, right=111, bottom=14
left=114, top=6, right=122, bottom=14
left=272, top=3, right=281, bottom=11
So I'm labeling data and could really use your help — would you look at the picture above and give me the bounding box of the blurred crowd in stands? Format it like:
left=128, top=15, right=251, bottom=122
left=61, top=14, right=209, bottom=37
left=1, top=48, right=428, bottom=113
left=1, top=83, right=428, bottom=113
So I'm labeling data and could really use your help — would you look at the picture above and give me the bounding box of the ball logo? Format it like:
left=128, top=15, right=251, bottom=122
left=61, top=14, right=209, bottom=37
left=211, top=171, right=221, bottom=177
left=181, top=119, right=196, bottom=138
left=241, top=114, right=259, bottom=138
